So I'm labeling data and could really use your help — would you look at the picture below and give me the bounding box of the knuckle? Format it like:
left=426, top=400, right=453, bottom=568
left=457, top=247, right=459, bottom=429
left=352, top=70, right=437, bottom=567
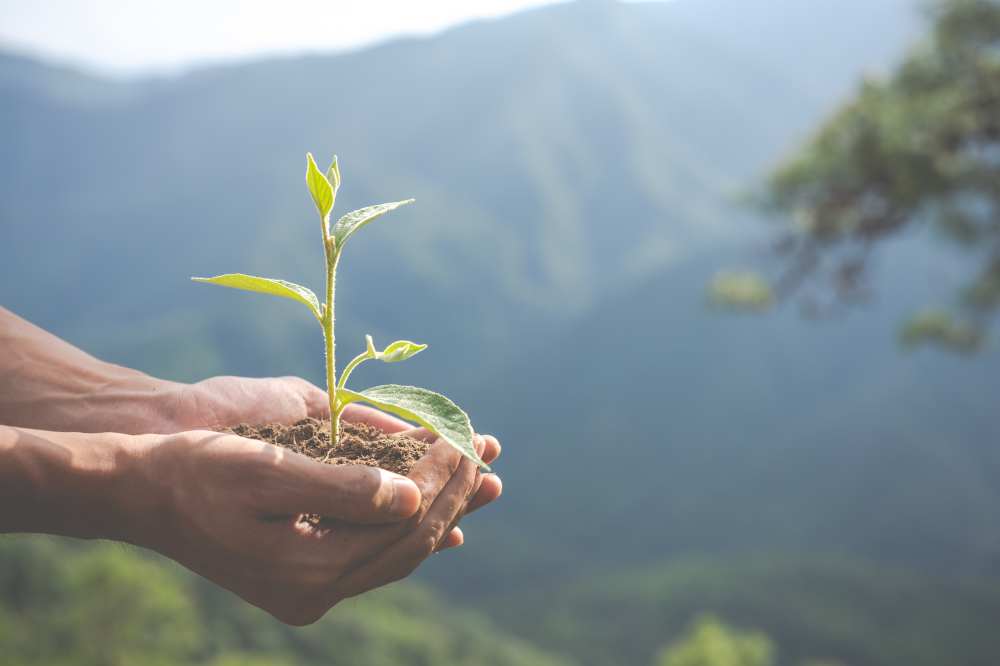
left=347, top=467, right=388, bottom=508
left=411, top=531, right=439, bottom=559
left=458, top=468, right=478, bottom=496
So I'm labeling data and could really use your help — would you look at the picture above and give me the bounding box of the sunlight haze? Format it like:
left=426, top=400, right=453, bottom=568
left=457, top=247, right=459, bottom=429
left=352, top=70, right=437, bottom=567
left=0, top=0, right=568, bottom=75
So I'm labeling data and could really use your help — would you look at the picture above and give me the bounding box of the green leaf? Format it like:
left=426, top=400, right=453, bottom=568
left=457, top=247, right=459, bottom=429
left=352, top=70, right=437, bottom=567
left=191, top=274, right=322, bottom=322
left=333, top=199, right=415, bottom=247
left=373, top=337, right=427, bottom=362
left=305, top=152, right=334, bottom=224
left=339, top=384, right=487, bottom=469
left=326, top=155, right=341, bottom=195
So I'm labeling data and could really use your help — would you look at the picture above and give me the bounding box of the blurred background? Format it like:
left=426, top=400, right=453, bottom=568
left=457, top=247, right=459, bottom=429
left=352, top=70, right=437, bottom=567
left=2, top=0, right=1000, bottom=664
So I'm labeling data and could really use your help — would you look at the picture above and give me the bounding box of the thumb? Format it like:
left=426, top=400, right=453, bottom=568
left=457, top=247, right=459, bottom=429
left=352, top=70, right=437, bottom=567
left=268, top=456, right=422, bottom=524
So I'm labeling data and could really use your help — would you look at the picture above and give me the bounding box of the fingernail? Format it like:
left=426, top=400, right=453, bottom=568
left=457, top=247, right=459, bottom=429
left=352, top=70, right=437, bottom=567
left=389, top=476, right=421, bottom=517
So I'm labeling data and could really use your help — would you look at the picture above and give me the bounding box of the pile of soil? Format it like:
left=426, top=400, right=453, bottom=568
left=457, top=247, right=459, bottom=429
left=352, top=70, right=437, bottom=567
left=223, top=418, right=429, bottom=475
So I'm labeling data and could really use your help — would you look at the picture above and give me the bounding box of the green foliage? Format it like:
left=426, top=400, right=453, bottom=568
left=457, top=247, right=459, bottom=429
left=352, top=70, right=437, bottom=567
left=499, top=555, right=1000, bottom=666
left=656, top=615, right=775, bottom=666
left=306, top=151, right=335, bottom=224
left=333, top=200, right=415, bottom=248
left=194, top=155, right=483, bottom=467
left=337, top=335, right=427, bottom=390
left=204, top=656, right=297, bottom=666
left=375, top=338, right=427, bottom=363
left=340, top=384, right=486, bottom=470
left=325, top=154, right=342, bottom=194
left=0, top=537, right=571, bottom=666
left=1, top=540, right=203, bottom=666
left=900, top=308, right=983, bottom=352
left=763, top=0, right=1000, bottom=348
left=708, top=271, right=774, bottom=311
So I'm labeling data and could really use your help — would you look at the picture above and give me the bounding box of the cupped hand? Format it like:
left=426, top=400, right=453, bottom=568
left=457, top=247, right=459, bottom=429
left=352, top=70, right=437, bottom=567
left=169, top=374, right=434, bottom=433
left=164, top=375, right=332, bottom=432
left=167, top=374, right=503, bottom=528
left=132, top=426, right=499, bottom=625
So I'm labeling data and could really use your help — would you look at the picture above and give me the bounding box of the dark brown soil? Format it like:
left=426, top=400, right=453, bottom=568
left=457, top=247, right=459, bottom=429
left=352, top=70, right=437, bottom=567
left=222, top=418, right=429, bottom=475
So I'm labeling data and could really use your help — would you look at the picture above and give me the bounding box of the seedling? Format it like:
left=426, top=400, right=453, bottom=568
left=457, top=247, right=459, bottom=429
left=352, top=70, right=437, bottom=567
left=193, top=153, right=486, bottom=468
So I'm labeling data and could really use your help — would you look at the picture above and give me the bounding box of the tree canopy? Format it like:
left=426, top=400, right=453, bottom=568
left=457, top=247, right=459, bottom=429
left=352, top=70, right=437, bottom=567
left=763, top=0, right=1000, bottom=350
left=656, top=615, right=775, bottom=666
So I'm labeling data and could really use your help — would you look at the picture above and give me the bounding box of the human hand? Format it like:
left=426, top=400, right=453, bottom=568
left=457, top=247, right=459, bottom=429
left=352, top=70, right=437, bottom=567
left=166, top=375, right=504, bottom=540
left=168, top=374, right=430, bottom=434
left=133, top=428, right=494, bottom=625
left=163, top=375, right=333, bottom=432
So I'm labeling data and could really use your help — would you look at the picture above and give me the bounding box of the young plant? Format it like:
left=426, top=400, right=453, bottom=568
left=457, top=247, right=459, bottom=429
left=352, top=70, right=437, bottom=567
left=193, top=153, right=487, bottom=468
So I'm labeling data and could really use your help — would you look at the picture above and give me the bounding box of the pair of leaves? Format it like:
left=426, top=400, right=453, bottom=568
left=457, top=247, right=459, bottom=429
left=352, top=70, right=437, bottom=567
left=192, top=157, right=413, bottom=324
left=306, top=152, right=413, bottom=247
left=305, top=153, right=338, bottom=225
left=340, top=384, right=488, bottom=469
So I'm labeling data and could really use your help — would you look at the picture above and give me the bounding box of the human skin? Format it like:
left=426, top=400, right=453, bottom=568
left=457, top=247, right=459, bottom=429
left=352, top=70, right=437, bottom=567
left=0, top=306, right=502, bottom=623
left=0, top=424, right=498, bottom=624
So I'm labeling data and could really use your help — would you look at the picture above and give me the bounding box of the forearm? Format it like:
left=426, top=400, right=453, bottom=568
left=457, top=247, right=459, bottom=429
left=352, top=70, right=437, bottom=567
left=0, top=306, right=184, bottom=433
left=0, top=424, right=159, bottom=543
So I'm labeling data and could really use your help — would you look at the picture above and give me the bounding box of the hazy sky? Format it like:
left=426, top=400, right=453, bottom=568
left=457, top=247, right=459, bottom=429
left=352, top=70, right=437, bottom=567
left=0, top=0, right=567, bottom=76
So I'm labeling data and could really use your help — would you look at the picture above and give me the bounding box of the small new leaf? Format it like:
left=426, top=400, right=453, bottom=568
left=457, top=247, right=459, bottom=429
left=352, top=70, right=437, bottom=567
left=326, top=155, right=341, bottom=195
left=333, top=199, right=415, bottom=247
left=191, top=274, right=322, bottom=322
left=339, top=384, right=487, bottom=469
left=378, top=339, right=427, bottom=362
left=305, top=152, right=334, bottom=224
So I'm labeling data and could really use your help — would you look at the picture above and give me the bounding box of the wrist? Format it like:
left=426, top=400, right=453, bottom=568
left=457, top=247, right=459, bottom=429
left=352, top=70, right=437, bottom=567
left=70, top=362, right=188, bottom=435
left=0, top=307, right=189, bottom=434
left=0, top=426, right=167, bottom=544
left=1, top=346, right=188, bottom=435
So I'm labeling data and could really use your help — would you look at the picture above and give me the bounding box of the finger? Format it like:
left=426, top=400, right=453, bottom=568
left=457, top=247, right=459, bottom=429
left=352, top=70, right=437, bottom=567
left=406, top=436, right=465, bottom=514
left=333, top=436, right=482, bottom=598
left=436, top=527, right=464, bottom=551
left=334, top=452, right=480, bottom=599
left=262, top=452, right=421, bottom=523
left=341, top=403, right=412, bottom=433
left=395, top=426, right=438, bottom=444
left=305, top=435, right=467, bottom=560
left=430, top=437, right=490, bottom=544
left=481, top=435, right=501, bottom=465
left=465, top=474, right=502, bottom=514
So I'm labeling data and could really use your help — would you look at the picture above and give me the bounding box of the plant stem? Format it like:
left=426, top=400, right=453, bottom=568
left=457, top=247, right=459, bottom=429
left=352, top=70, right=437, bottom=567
left=338, top=350, right=370, bottom=392
left=324, top=244, right=340, bottom=446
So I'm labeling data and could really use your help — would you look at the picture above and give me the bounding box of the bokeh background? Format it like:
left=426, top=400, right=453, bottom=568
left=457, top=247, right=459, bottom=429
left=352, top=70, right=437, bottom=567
left=3, top=0, right=1000, bottom=664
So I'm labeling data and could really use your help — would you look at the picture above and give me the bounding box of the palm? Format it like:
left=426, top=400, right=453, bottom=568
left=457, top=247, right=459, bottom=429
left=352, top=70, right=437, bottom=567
left=172, top=374, right=503, bottom=521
